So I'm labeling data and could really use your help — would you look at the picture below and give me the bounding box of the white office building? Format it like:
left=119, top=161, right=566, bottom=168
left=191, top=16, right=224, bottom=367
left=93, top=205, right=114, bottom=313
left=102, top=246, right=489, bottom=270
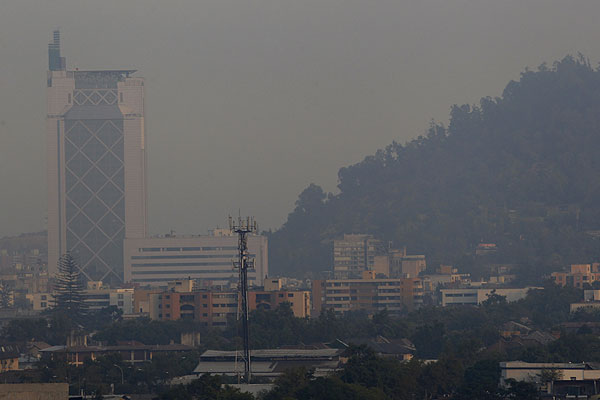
left=124, top=231, right=268, bottom=287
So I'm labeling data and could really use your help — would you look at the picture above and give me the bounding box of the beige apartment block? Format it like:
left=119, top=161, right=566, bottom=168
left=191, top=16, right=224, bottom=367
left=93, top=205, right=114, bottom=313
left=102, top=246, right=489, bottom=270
left=312, top=275, right=423, bottom=316
left=551, top=263, right=600, bottom=288
left=333, top=234, right=386, bottom=279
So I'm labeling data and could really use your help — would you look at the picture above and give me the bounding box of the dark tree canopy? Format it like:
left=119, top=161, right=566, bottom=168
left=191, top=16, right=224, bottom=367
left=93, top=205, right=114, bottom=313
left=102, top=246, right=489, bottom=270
left=269, top=55, right=600, bottom=279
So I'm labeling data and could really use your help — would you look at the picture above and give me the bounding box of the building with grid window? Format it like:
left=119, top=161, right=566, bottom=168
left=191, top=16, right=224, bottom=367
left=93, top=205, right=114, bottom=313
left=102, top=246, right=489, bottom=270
left=46, top=31, right=147, bottom=285
left=123, top=231, right=268, bottom=288
left=333, top=234, right=386, bottom=279
left=312, top=271, right=423, bottom=316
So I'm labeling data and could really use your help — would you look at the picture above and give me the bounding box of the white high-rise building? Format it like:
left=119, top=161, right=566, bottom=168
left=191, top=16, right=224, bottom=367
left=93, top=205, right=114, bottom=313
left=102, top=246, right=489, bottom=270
left=47, top=31, right=147, bottom=285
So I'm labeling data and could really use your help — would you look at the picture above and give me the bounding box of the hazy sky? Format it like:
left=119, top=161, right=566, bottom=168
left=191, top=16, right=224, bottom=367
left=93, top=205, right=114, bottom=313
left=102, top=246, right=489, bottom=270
left=1, top=0, right=600, bottom=238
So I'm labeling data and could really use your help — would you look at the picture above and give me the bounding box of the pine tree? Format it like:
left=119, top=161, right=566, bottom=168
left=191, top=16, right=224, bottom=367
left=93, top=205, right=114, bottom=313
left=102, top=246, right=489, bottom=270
left=0, top=281, right=13, bottom=309
left=53, top=252, right=87, bottom=322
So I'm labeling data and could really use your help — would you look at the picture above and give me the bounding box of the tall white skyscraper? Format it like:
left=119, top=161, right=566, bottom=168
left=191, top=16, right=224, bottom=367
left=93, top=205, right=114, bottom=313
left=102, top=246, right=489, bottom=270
left=47, top=30, right=147, bottom=285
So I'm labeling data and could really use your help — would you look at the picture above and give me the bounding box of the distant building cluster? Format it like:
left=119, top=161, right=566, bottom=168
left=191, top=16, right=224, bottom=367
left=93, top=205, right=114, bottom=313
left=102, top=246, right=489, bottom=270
left=135, top=278, right=310, bottom=327
left=332, top=234, right=425, bottom=279
left=32, top=30, right=600, bottom=330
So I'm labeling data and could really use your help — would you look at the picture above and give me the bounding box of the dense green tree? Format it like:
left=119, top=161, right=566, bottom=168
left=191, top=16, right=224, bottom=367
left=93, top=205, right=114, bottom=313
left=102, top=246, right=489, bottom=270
left=411, top=322, right=445, bottom=359
left=269, top=55, right=600, bottom=280
left=159, top=374, right=254, bottom=400
left=456, top=359, right=502, bottom=400
left=502, top=379, right=539, bottom=400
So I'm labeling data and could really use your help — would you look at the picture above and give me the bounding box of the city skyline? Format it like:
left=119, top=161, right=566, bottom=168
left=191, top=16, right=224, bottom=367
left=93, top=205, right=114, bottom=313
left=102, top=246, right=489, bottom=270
left=3, top=1, right=600, bottom=238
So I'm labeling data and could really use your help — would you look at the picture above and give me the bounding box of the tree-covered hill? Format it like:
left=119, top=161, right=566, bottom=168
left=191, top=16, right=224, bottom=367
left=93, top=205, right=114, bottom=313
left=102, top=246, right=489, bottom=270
left=269, top=56, right=600, bottom=280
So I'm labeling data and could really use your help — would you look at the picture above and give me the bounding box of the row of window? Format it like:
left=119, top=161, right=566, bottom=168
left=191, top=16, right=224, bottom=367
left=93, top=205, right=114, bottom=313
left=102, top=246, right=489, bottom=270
left=131, top=262, right=234, bottom=268
left=140, top=246, right=238, bottom=252
left=131, top=270, right=236, bottom=275
left=131, top=276, right=256, bottom=282
left=131, top=254, right=254, bottom=260
left=326, top=281, right=410, bottom=287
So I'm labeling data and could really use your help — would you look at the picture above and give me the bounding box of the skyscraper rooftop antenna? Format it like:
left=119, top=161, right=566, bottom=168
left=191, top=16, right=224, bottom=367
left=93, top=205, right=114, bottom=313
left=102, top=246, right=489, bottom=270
left=48, top=29, right=66, bottom=71
left=229, top=215, right=258, bottom=383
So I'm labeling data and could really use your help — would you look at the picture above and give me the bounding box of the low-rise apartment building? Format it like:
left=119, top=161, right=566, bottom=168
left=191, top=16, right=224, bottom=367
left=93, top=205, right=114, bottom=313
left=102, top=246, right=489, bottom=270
left=333, top=234, right=386, bottom=279
left=551, top=263, right=600, bottom=288
left=27, top=281, right=134, bottom=314
left=149, top=280, right=310, bottom=326
left=312, top=272, right=423, bottom=316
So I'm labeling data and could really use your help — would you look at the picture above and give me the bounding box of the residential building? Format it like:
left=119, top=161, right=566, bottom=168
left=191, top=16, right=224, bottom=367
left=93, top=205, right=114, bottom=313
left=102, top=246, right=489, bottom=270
left=373, top=255, right=391, bottom=277
left=83, top=283, right=134, bottom=314
left=123, top=232, right=268, bottom=287
left=390, top=252, right=426, bottom=278
left=333, top=234, right=385, bottom=279
left=371, top=249, right=426, bottom=278
left=312, top=273, right=423, bottom=316
left=46, top=30, right=147, bottom=285
left=0, top=347, right=20, bottom=372
left=421, top=265, right=471, bottom=293
left=150, top=285, right=310, bottom=326
left=27, top=281, right=134, bottom=313
left=488, top=264, right=517, bottom=284
left=440, top=287, right=539, bottom=307
left=152, top=290, right=237, bottom=326
left=132, top=287, right=162, bottom=315
left=551, top=263, right=600, bottom=288
left=570, top=289, right=600, bottom=313
left=249, top=290, right=311, bottom=318
left=26, top=293, right=54, bottom=311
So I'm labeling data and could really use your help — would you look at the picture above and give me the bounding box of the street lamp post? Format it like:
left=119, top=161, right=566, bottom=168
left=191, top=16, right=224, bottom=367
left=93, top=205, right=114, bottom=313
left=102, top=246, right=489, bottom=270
left=113, top=364, right=124, bottom=385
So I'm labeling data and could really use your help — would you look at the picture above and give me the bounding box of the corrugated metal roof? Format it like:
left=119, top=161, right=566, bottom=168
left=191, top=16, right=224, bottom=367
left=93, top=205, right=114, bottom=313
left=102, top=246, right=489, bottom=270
left=201, top=348, right=342, bottom=359
left=194, top=361, right=276, bottom=374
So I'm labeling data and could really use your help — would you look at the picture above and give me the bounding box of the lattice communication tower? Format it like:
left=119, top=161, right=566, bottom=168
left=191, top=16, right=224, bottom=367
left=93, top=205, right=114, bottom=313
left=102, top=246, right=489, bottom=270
left=229, top=216, right=258, bottom=383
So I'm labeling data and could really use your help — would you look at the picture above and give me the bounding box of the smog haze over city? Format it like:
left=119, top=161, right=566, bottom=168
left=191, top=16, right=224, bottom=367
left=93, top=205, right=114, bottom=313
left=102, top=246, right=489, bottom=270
left=1, top=0, right=600, bottom=237
left=7, top=1, right=600, bottom=398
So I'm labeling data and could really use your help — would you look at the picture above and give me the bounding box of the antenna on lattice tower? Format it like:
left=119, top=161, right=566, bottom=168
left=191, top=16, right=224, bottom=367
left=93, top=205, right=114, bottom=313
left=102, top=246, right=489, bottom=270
left=229, top=215, right=258, bottom=383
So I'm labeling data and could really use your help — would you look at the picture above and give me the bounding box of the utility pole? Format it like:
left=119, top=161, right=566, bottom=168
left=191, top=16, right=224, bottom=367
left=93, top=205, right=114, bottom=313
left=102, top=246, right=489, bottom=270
left=229, top=216, right=257, bottom=383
